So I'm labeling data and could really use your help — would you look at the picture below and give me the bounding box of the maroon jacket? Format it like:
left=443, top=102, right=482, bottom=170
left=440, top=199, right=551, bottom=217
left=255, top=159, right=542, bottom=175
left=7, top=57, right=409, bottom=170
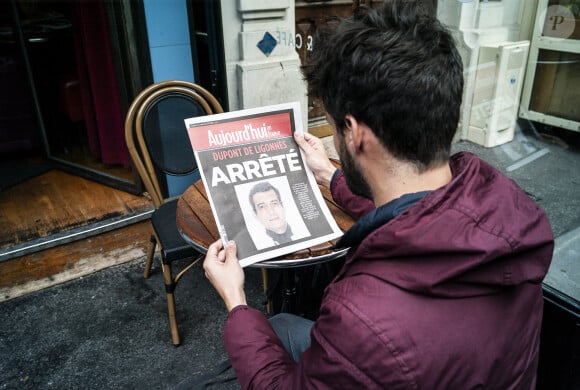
left=224, top=152, right=554, bottom=389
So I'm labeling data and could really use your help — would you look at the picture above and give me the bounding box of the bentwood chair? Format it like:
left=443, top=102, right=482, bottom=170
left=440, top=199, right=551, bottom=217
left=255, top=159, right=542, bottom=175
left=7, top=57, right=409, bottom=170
left=125, top=80, right=223, bottom=345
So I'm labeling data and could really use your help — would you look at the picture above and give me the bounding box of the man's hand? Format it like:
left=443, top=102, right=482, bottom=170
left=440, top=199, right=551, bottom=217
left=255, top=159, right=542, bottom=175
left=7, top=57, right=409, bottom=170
left=294, top=132, right=337, bottom=188
left=203, top=240, right=247, bottom=312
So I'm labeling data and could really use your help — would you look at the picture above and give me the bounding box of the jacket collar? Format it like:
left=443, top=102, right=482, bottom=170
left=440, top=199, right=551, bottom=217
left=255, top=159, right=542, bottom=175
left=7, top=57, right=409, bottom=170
left=336, top=191, right=430, bottom=249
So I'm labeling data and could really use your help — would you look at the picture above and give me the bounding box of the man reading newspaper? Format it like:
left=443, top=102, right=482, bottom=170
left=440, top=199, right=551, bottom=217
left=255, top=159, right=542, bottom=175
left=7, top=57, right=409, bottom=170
left=202, top=0, right=554, bottom=388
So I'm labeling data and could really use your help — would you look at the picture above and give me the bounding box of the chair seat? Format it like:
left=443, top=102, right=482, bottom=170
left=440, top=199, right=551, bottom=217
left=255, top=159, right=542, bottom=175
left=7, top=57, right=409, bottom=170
left=151, top=199, right=201, bottom=263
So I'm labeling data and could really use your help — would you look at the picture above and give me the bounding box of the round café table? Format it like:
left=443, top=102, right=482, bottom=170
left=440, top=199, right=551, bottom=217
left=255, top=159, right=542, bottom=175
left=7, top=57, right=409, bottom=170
left=176, top=160, right=355, bottom=313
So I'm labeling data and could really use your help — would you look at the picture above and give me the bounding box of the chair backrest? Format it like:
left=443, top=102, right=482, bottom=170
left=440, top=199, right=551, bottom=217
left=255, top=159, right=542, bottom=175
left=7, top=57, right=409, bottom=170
left=125, top=80, right=223, bottom=207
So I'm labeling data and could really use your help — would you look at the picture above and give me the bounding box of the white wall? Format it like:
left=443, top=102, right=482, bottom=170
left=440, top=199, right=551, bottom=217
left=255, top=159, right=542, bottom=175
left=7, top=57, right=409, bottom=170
left=220, top=0, right=308, bottom=130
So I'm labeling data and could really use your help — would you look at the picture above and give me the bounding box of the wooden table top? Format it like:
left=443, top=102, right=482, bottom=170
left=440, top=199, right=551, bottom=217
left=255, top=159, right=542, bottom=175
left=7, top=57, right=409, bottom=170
left=176, top=161, right=355, bottom=266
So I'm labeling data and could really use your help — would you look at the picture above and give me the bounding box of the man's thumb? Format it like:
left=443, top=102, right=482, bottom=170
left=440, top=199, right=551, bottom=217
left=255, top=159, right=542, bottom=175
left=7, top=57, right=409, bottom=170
left=294, top=132, right=310, bottom=151
left=225, top=240, right=238, bottom=260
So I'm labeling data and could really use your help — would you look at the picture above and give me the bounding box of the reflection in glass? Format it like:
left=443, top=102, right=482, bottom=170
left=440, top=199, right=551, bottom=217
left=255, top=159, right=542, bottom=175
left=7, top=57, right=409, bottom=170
left=530, top=49, right=580, bottom=122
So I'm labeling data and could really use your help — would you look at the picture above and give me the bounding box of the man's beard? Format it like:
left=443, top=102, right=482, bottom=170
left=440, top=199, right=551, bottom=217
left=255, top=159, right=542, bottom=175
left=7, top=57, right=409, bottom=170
left=338, top=139, right=373, bottom=199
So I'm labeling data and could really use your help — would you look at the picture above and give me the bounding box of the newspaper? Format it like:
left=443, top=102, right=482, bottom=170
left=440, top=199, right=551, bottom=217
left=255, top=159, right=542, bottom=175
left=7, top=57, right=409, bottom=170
left=184, top=102, right=343, bottom=267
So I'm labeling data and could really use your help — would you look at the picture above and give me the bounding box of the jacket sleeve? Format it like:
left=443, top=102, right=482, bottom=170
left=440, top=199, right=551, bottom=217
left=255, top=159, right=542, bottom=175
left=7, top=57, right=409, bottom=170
left=330, top=170, right=375, bottom=219
left=223, top=306, right=296, bottom=389
left=223, top=305, right=373, bottom=389
left=223, top=298, right=412, bottom=389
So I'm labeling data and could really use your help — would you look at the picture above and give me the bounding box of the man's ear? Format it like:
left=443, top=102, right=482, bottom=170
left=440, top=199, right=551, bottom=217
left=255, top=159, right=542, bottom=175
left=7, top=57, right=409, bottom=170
left=344, top=114, right=364, bottom=153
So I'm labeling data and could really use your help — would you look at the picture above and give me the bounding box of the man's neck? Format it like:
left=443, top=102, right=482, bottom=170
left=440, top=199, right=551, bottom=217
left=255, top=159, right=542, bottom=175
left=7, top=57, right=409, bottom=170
left=342, top=118, right=453, bottom=207
left=366, top=158, right=452, bottom=207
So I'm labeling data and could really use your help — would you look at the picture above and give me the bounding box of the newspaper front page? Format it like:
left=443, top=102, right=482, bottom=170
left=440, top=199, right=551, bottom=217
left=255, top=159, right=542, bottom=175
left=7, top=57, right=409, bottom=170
left=185, top=102, right=342, bottom=267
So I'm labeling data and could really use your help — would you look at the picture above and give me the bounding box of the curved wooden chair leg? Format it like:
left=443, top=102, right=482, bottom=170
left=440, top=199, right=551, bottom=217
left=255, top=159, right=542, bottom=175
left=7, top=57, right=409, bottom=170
left=162, top=262, right=180, bottom=346
left=144, top=235, right=157, bottom=279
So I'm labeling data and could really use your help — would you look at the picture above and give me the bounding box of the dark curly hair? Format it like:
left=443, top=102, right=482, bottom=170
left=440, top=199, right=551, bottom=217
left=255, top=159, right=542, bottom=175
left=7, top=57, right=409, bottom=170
left=302, top=0, right=463, bottom=171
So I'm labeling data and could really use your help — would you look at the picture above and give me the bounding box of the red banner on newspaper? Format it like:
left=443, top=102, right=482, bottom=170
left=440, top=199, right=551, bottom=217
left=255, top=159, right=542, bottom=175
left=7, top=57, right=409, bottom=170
left=188, top=112, right=292, bottom=150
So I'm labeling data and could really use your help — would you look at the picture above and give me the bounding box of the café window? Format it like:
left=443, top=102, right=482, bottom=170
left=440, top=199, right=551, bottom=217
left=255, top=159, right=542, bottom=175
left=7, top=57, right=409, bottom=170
left=520, top=0, right=580, bottom=132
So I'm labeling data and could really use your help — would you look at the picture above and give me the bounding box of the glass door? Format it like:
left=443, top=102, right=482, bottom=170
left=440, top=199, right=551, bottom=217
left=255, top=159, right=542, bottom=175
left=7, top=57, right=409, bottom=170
left=188, top=0, right=228, bottom=111
left=0, top=1, right=44, bottom=161
left=1, top=0, right=151, bottom=193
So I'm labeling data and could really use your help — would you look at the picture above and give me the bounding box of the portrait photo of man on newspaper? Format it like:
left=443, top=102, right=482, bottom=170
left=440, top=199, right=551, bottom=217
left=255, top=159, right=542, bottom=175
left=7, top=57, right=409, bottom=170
left=232, top=177, right=311, bottom=256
